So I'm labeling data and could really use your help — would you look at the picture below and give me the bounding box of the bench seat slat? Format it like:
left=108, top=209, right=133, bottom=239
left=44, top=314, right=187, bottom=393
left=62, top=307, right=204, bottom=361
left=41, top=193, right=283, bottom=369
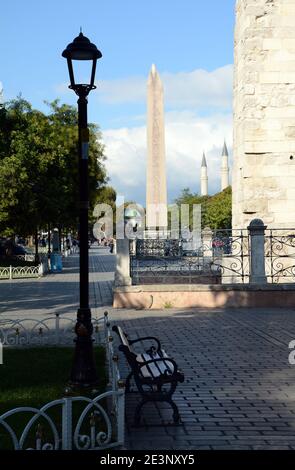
left=137, top=350, right=172, bottom=378
left=112, top=324, right=183, bottom=425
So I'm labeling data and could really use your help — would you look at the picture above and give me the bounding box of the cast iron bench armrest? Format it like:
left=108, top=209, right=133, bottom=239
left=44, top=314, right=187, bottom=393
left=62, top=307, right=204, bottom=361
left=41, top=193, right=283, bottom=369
left=129, top=336, right=162, bottom=352
left=112, top=322, right=184, bottom=425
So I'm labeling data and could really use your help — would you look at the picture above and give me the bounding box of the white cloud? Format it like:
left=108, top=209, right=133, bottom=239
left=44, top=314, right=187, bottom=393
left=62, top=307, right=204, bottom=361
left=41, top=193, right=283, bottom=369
left=102, top=111, right=233, bottom=205
left=98, top=64, right=233, bottom=109
left=98, top=76, right=146, bottom=105
left=163, top=65, right=233, bottom=109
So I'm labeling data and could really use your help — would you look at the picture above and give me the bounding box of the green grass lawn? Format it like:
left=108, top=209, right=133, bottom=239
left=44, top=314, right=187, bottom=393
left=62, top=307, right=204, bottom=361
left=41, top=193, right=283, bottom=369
left=0, top=347, right=107, bottom=449
left=0, top=347, right=106, bottom=412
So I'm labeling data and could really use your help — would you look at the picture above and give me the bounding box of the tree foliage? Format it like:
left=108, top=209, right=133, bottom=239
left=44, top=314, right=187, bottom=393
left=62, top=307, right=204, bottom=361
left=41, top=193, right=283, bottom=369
left=204, top=186, right=232, bottom=229
left=0, top=97, right=107, bottom=236
left=174, top=186, right=232, bottom=230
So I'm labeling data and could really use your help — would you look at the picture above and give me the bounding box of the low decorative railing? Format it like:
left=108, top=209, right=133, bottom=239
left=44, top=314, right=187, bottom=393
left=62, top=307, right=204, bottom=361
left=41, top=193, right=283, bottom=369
left=131, top=230, right=249, bottom=284
left=0, top=265, right=41, bottom=280
left=0, top=248, right=78, bottom=280
left=211, top=229, right=249, bottom=283
left=0, top=390, right=125, bottom=450
left=136, top=239, right=182, bottom=257
left=265, top=229, right=295, bottom=283
left=104, top=313, right=125, bottom=419
left=0, top=314, right=105, bottom=346
left=0, top=311, right=125, bottom=450
left=0, top=254, right=49, bottom=280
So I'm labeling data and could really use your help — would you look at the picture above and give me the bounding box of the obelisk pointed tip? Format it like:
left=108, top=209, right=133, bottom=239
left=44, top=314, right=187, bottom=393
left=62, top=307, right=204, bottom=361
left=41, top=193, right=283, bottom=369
left=151, top=63, right=157, bottom=75
left=148, top=64, right=161, bottom=84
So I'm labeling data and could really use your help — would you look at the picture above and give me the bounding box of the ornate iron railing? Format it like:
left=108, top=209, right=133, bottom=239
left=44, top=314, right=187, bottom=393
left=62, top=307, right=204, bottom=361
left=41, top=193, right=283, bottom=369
left=0, top=314, right=105, bottom=346
left=265, top=229, right=295, bottom=283
left=0, top=255, right=50, bottom=280
left=136, top=239, right=182, bottom=257
left=0, top=392, right=125, bottom=450
left=0, top=311, right=125, bottom=450
left=0, top=265, right=41, bottom=280
left=210, top=230, right=249, bottom=283
left=131, top=230, right=249, bottom=284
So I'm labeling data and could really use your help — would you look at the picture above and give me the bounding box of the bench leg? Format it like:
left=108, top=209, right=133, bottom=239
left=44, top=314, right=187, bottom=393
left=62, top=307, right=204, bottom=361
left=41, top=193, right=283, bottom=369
left=134, top=398, right=148, bottom=426
left=133, top=396, right=181, bottom=426
left=167, top=398, right=181, bottom=424
left=125, top=371, right=133, bottom=393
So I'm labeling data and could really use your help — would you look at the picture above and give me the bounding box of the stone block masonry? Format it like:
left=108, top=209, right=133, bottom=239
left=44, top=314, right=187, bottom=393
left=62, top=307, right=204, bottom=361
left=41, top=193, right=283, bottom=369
left=233, top=0, right=295, bottom=229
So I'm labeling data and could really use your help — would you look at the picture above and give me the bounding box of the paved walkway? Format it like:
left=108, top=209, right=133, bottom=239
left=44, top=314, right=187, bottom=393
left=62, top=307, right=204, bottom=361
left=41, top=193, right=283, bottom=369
left=1, top=248, right=295, bottom=449
left=0, top=246, right=115, bottom=320
left=110, top=307, right=295, bottom=450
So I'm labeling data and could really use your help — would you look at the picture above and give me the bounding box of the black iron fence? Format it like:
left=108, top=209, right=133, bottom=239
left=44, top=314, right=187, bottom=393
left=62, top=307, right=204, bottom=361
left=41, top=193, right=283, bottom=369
left=265, top=229, right=295, bottom=283
left=129, top=228, right=295, bottom=285
left=130, top=230, right=250, bottom=285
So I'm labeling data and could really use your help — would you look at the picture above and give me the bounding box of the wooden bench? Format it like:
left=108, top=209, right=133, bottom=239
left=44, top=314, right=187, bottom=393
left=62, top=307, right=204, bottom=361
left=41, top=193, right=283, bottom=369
left=112, top=325, right=184, bottom=426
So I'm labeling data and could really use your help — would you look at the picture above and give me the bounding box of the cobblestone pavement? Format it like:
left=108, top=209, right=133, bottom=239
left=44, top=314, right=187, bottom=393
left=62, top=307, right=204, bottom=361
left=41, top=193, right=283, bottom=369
left=109, top=308, right=295, bottom=450
left=0, top=246, right=115, bottom=320
left=1, top=248, right=295, bottom=449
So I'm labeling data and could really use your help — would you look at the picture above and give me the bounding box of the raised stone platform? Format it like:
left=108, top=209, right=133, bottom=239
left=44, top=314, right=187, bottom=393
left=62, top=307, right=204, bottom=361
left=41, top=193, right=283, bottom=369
left=113, top=283, right=295, bottom=309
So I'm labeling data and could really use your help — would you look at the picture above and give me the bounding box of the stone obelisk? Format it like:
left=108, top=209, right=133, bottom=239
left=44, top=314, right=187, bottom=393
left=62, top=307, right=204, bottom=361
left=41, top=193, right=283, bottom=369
left=146, top=64, right=168, bottom=235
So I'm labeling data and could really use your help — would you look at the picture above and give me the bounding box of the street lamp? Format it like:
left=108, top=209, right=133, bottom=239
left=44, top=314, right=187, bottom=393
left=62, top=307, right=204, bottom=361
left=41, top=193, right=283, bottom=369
left=62, top=32, right=102, bottom=390
left=124, top=208, right=139, bottom=234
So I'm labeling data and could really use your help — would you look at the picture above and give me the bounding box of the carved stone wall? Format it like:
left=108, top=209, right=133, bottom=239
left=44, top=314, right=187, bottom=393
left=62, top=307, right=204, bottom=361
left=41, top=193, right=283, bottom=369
left=233, top=0, right=295, bottom=229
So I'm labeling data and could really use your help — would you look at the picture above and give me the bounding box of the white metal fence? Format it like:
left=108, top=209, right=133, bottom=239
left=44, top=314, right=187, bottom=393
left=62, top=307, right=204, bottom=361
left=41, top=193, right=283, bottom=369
left=0, top=392, right=125, bottom=450
left=0, top=313, right=103, bottom=346
left=0, top=312, right=125, bottom=450
left=0, top=247, right=78, bottom=280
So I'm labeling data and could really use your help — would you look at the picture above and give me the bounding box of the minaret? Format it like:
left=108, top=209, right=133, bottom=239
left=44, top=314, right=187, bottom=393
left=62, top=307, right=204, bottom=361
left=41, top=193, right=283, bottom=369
left=146, top=64, right=168, bottom=233
left=0, top=82, right=3, bottom=105
left=221, top=140, right=229, bottom=191
left=201, top=152, right=208, bottom=196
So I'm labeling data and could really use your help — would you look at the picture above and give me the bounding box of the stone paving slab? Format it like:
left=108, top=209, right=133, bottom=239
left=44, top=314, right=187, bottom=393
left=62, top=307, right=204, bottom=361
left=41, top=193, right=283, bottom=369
left=108, top=307, right=295, bottom=450
left=0, top=246, right=115, bottom=320
left=1, top=247, right=295, bottom=449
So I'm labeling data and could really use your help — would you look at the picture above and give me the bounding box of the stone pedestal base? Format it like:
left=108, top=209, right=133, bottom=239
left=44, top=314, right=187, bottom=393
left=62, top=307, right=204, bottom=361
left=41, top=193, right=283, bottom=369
left=113, top=284, right=295, bottom=309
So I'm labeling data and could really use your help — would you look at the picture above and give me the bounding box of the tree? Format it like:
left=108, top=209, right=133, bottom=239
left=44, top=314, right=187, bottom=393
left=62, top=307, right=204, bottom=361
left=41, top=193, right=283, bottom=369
left=174, top=186, right=232, bottom=230
left=91, top=185, right=117, bottom=238
left=174, top=188, right=210, bottom=230
left=0, top=97, right=46, bottom=237
left=93, top=185, right=117, bottom=212
left=43, top=100, right=107, bottom=232
left=0, top=98, right=107, bottom=244
left=204, top=186, right=232, bottom=230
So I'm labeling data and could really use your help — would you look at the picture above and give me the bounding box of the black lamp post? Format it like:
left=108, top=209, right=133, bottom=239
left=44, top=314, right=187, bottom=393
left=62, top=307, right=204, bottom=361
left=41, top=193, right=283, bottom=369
left=62, top=32, right=102, bottom=390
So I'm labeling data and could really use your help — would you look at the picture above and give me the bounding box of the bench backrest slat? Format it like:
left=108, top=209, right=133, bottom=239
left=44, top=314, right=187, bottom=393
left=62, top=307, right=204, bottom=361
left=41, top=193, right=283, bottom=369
left=112, top=325, right=131, bottom=350
left=112, top=325, right=139, bottom=368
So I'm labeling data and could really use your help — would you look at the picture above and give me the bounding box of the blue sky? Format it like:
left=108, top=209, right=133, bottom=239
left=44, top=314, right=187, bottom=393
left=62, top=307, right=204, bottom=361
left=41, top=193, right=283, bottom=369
left=0, top=0, right=236, bottom=204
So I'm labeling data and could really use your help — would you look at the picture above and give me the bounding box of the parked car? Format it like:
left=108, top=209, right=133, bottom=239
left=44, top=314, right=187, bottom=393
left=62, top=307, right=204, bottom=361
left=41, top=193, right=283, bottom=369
left=13, top=245, right=28, bottom=255
left=0, top=241, right=29, bottom=258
